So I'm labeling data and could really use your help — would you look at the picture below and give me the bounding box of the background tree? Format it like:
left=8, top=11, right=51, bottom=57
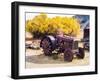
left=26, top=13, right=80, bottom=38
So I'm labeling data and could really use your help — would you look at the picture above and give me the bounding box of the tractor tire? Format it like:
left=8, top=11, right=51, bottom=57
left=41, top=38, right=52, bottom=56
left=64, top=49, right=73, bottom=62
left=76, top=47, right=85, bottom=59
left=40, top=35, right=57, bottom=56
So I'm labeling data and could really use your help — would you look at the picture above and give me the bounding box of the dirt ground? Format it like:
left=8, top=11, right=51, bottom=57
left=25, top=48, right=89, bottom=68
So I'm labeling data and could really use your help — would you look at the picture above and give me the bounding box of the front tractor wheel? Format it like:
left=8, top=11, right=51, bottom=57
left=76, top=47, right=85, bottom=59
left=64, top=49, right=73, bottom=62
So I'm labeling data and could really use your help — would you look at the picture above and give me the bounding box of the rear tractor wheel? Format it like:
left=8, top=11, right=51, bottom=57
left=40, top=38, right=52, bottom=56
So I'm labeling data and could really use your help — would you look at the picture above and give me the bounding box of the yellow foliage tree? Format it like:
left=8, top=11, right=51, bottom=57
left=26, top=13, right=80, bottom=37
